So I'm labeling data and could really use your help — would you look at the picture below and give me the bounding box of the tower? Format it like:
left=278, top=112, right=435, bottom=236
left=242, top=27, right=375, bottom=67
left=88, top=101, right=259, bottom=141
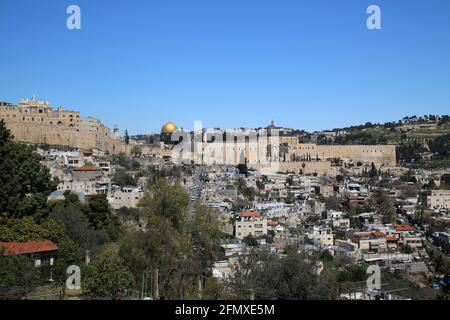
left=113, top=124, right=119, bottom=138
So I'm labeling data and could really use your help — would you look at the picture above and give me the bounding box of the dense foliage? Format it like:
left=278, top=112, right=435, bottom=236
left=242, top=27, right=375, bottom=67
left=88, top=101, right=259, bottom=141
left=225, top=248, right=337, bottom=299
left=118, top=178, right=222, bottom=299
left=0, top=120, right=57, bottom=219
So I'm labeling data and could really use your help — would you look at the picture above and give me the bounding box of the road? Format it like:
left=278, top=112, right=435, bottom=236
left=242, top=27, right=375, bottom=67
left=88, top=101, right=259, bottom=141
left=187, top=166, right=208, bottom=216
left=425, top=238, right=450, bottom=260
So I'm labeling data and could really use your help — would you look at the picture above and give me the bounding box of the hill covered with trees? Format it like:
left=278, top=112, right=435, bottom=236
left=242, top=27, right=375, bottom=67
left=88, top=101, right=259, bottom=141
left=311, top=114, right=450, bottom=168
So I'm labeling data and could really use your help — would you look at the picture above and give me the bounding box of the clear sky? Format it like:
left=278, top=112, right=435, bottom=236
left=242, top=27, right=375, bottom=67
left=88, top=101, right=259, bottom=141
left=0, top=0, right=449, bottom=135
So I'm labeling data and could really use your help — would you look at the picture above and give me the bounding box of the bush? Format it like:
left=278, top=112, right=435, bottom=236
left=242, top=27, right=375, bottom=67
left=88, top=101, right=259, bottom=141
left=242, top=235, right=259, bottom=247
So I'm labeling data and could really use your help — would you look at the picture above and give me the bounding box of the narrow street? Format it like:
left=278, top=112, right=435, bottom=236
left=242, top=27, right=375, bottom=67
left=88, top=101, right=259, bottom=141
left=187, top=166, right=208, bottom=217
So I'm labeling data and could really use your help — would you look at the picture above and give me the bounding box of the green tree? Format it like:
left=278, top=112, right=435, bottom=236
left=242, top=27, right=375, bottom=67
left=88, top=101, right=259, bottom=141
left=369, top=162, right=378, bottom=178
left=336, top=264, right=368, bottom=283
left=112, top=168, right=137, bottom=187
left=83, top=245, right=133, bottom=299
left=116, top=206, right=140, bottom=223
left=118, top=179, right=220, bottom=299
left=235, top=177, right=246, bottom=192
left=0, top=119, right=12, bottom=146
left=242, top=234, right=258, bottom=247
left=380, top=199, right=396, bottom=224
left=119, top=178, right=190, bottom=298
left=0, top=252, right=39, bottom=298
left=0, top=120, right=57, bottom=219
left=429, top=133, right=450, bottom=159
left=41, top=219, right=82, bottom=282
left=49, top=202, right=110, bottom=254
left=256, top=179, right=264, bottom=190
left=124, top=129, right=130, bottom=145
left=423, top=178, right=437, bottom=190
left=242, top=186, right=256, bottom=201
left=84, top=194, right=120, bottom=240
left=441, top=174, right=450, bottom=189
left=231, top=197, right=252, bottom=212
left=0, top=216, right=81, bottom=282
left=235, top=177, right=256, bottom=201
left=62, top=190, right=82, bottom=205
left=226, top=248, right=337, bottom=299
left=237, top=164, right=248, bottom=175
left=400, top=244, right=413, bottom=254
left=189, top=205, right=222, bottom=275
left=139, top=178, right=190, bottom=231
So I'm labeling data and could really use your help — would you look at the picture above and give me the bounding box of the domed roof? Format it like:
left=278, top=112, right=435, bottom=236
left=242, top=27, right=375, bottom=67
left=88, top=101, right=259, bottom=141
left=161, top=121, right=177, bottom=134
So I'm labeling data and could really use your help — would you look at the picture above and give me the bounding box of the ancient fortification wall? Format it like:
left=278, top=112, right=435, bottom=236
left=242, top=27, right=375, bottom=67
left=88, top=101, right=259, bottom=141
left=0, top=99, right=127, bottom=154
left=2, top=122, right=127, bottom=154
left=280, top=136, right=396, bottom=166
left=1, top=98, right=397, bottom=165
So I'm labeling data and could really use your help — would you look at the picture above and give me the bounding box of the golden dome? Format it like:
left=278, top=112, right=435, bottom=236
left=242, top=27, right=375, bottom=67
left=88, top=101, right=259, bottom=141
left=161, top=121, right=177, bottom=134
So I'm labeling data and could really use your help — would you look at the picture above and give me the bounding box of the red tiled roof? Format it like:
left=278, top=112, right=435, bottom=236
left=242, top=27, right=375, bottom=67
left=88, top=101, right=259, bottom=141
left=394, top=224, right=415, bottom=232
left=386, top=236, right=399, bottom=241
left=372, top=231, right=386, bottom=237
left=267, top=219, right=278, bottom=226
left=240, top=211, right=261, bottom=217
left=354, top=231, right=386, bottom=238
left=74, top=166, right=101, bottom=171
left=0, top=240, right=58, bottom=256
left=354, top=232, right=371, bottom=237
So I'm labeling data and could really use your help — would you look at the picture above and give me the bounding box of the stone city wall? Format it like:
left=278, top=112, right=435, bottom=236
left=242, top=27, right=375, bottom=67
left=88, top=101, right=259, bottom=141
left=0, top=104, right=127, bottom=154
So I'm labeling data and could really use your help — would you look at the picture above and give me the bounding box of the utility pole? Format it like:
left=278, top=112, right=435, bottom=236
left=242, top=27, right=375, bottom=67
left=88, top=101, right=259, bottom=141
left=141, top=270, right=145, bottom=299
left=198, top=276, right=203, bottom=300
left=144, top=268, right=148, bottom=298
left=154, top=268, right=159, bottom=300
left=249, top=288, right=255, bottom=300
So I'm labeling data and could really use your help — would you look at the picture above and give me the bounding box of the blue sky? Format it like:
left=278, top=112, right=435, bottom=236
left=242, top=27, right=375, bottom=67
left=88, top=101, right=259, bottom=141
left=0, top=0, right=449, bottom=135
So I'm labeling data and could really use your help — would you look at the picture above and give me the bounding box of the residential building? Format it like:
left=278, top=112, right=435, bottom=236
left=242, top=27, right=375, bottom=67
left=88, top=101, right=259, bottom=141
left=422, top=190, right=450, bottom=210
left=352, top=231, right=387, bottom=253
left=110, top=186, right=144, bottom=209
left=307, top=226, right=334, bottom=247
left=0, top=240, right=58, bottom=268
left=235, top=211, right=268, bottom=240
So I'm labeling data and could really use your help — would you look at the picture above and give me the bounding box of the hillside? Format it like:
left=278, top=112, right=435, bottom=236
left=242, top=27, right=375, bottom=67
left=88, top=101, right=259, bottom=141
left=311, top=115, right=450, bottom=168
left=313, top=115, right=450, bottom=145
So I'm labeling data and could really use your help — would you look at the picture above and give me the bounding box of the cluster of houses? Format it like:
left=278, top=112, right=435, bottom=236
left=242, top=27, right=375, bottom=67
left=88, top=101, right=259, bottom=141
left=40, top=148, right=145, bottom=209
left=204, top=165, right=450, bottom=284
left=2, top=143, right=449, bottom=299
